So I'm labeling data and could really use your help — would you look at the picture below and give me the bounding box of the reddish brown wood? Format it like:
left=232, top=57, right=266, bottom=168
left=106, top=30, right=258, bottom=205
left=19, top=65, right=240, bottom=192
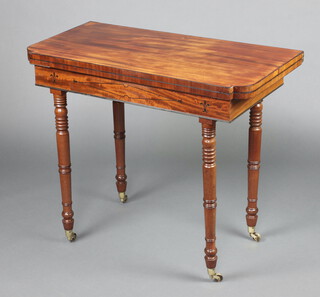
left=34, top=66, right=230, bottom=121
left=230, top=79, right=282, bottom=121
left=200, top=118, right=218, bottom=269
left=28, top=22, right=304, bottom=101
left=51, top=89, right=74, bottom=231
left=246, top=102, right=263, bottom=227
left=113, top=101, right=127, bottom=194
left=27, top=22, right=305, bottom=279
left=34, top=67, right=295, bottom=122
left=29, top=23, right=303, bottom=122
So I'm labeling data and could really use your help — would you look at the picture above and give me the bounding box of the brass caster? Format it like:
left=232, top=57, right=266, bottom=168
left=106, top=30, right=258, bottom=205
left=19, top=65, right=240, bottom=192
left=248, top=226, right=261, bottom=242
left=65, top=230, right=77, bottom=242
left=119, top=192, right=128, bottom=203
left=207, top=269, right=223, bottom=282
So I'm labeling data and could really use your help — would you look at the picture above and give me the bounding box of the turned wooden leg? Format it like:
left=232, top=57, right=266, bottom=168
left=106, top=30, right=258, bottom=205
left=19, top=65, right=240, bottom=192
left=199, top=118, right=222, bottom=282
left=113, top=101, right=127, bottom=203
left=51, top=89, right=76, bottom=242
left=246, top=102, right=263, bottom=242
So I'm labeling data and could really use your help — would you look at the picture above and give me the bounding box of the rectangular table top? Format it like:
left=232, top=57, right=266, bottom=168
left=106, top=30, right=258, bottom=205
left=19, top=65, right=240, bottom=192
left=28, top=21, right=303, bottom=101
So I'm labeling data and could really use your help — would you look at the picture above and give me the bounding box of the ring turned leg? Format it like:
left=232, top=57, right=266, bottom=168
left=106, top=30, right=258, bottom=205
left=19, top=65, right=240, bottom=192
left=113, top=101, right=127, bottom=203
left=51, top=89, right=76, bottom=242
left=246, top=102, right=263, bottom=242
left=199, top=118, right=222, bottom=282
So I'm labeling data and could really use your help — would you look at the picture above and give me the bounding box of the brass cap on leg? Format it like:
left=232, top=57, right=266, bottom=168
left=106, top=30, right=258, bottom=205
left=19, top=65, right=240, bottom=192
left=207, top=268, right=223, bottom=282
left=119, top=192, right=128, bottom=203
left=248, top=226, right=261, bottom=242
left=65, top=230, right=77, bottom=242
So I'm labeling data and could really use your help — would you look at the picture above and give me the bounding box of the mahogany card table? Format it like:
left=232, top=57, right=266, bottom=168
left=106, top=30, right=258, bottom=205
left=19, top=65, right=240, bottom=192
left=27, top=21, right=303, bottom=281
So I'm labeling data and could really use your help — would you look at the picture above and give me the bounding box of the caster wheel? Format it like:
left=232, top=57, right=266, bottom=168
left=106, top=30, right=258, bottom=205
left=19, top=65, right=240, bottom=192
left=207, top=269, right=223, bottom=282
left=119, top=192, right=128, bottom=203
left=65, top=230, right=77, bottom=242
left=248, top=227, right=261, bottom=242
left=213, top=273, right=223, bottom=282
left=250, top=232, right=261, bottom=242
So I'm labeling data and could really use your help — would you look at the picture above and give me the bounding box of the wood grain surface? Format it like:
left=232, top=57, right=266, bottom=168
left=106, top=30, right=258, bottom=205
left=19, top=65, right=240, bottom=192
left=34, top=66, right=231, bottom=121
left=246, top=103, right=263, bottom=227
left=113, top=101, right=127, bottom=194
left=28, top=21, right=303, bottom=100
left=34, top=66, right=286, bottom=122
left=200, top=118, right=218, bottom=269
left=51, top=89, right=74, bottom=231
left=27, top=23, right=305, bottom=278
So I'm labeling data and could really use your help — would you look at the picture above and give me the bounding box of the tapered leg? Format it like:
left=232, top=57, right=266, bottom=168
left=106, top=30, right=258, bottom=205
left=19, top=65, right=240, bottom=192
left=246, top=102, right=263, bottom=241
left=51, top=89, right=76, bottom=242
left=199, top=118, right=222, bottom=282
left=113, top=101, right=127, bottom=203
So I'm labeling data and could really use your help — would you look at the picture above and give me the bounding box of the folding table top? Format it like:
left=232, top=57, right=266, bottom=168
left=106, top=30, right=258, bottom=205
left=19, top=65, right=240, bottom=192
left=28, top=21, right=303, bottom=101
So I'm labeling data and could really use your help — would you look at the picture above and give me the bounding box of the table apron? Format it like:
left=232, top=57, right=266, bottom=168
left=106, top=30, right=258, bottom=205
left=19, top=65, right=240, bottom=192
left=34, top=66, right=283, bottom=122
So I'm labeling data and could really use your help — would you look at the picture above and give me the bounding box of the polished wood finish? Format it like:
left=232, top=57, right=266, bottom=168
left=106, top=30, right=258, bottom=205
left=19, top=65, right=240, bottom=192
left=28, top=22, right=304, bottom=124
left=113, top=101, right=127, bottom=193
left=27, top=22, right=304, bottom=280
left=28, top=22, right=303, bottom=101
left=34, top=66, right=288, bottom=122
left=200, top=118, right=218, bottom=269
left=51, top=89, right=74, bottom=231
left=246, top=102, right=263, bottom=227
